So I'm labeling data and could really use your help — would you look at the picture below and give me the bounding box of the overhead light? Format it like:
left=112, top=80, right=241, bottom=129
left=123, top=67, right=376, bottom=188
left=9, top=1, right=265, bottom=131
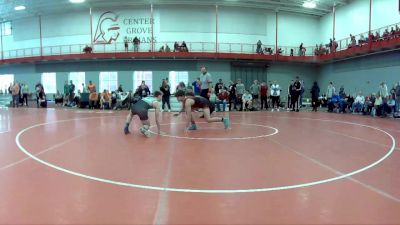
left=303, top=1, right=316, bottom=8
left=69, top=0, right=85, bottom=3
left=14, top=5, right=26, bottom=11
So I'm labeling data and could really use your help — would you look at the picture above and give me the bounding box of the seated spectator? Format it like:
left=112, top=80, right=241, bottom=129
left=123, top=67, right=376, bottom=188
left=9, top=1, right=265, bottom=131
left=38, top=92, right=47, bottom=108
left=54, top=90, right=63, bottom=107
left=390, top=27, right=396, bottom=37
left=165, top=44, right=171, bottom=52
left=347, top=94, right=355, bottom=111
left=320, top=94, right=328, bottom=107
left=174, top=42, right=180, bottom=52
left=83, top=45, right=92, bottom=53
left=352, top=92, right=365, bottom=113
left=158, top=46, right=165, bottom=52
left=276, top=48, right=282, bottom=55
left=216, top=89, right=229, bottom=112
left=180, top=41, right=188, bottom=52
left=264, top=47, right=273, bottom=55
left=176, top=82, right=187, bottom=94
left=375, top=31, right=381, bottom=41
left=383, top=29, right=390, bottom=39
left=100, top=89, right=112, bottom=109
left=364, top=93, right=376, bottom=115
left=136, top=81, right=150, bottom=98
left=242, top=91, right=253, bottom=111
left=327, top=92, right=341, bottom=112
left=387, top=95, right=396, bottom=116
left=359, top=34, right=367, bottom=45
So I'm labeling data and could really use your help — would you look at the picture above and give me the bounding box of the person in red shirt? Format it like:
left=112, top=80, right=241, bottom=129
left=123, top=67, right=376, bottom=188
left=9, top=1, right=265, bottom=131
left=216, top=89, right=229, bottom=112
left=260, top=81, right=269, bottom=110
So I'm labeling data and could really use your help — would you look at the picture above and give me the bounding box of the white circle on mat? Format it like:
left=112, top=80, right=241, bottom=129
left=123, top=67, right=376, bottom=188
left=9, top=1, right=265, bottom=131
left=148, top=122, right=279, bottom=140
left=15, top=117, right=396, bottom=193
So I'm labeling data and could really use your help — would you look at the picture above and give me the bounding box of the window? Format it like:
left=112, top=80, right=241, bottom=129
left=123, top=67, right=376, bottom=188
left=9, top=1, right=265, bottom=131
left=1, top=21, right=12, bottom=36
left=169, top=71, right=189, bottom=93
left=68, top=72, right=85, bottom=93
left=99, top=72, right=118, bottom=92
left=0, top=74, right=14, bottom=94
left=41, top=73, right=57, bottom=94
left=133, top=71, right=152, bottom=92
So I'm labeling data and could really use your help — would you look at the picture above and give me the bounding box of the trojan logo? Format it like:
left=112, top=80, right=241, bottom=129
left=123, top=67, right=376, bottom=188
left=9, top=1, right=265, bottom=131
left=93, top=11, right=120, bottom=44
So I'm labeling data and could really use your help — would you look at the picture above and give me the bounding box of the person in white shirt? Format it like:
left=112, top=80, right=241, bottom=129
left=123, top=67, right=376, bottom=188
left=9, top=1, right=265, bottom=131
left=270, top=81, right=281, bottom=112
left=242, top=91, right=253, bottom=111
left=326, top=82, right=336, bottom=99
left=352, top=91, right=365, bottom=113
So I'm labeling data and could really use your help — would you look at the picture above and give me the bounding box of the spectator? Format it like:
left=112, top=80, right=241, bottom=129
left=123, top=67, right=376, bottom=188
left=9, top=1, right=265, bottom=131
left=396, top=81, right=400, bottom=114
left=100, top=89, right=112, bottom=109
left=192, top=78, right=201, bottom=96
left=256, top=40, right=263, bottom=54
left=83, top=45, right=92, bottom=53
left=250, top=80, right=260, bottom=109
left=270, top=80, right=281, bottom=112
left=364, top=93, right=376, bottom=115
left=35, top=81, right=44, bottom=108
left=174, top=42, right=180, bottom=52
left=136, top=81, right=150, bottom=98
left=82, top=83, right=88, bottom=93
left=133, top=36, right=140, bottom=52
left=327, top=92, right=340, bottom=112
left=176, top=82, right=187, bottom=93
left=38, top=91, right=47, bottom=108
left=21, top=82, right=29, bottom=107
left=216, top=89, right=229, bottom=112
left=287, top=80, right=294, bottom=111
left=11, top=82, right=20, bottom=108
left=339, top=85, right=346, bottom=99
left=299, top=79, right=305, bottom=108
left=378, top=81, right=389, bottom=100
left=260, top=81, right=268, bottom=110
left=181, top=41, right=188, bottom=52
left=214, top=78, right=224, bottom=94
left=159, top=46, right=165, bottom=52
left=373, top=94, right=383, bottom=117
left=236, top=79, right=245, bottom=110
left=200, top=66, right=212, bottom=100
left=310, top=81, right=320, bottom=112
left=290, top=49, right=294, bottom=56
left=298, top=43, right=304, bottom=56
left=88, top=80, right=97, bottom=109
left=160, top=79, right=171, bottom=112
left=117, top=84, right=124, bottom=93
left=291, top=77, right=301, bottom=112
left=228, top=81, right=237, bottom=111
left=352, top=91, right=365, bottom=114
left=165, top=44, right=171, bottom=52
left=124, top=37, right=129, bottom=52
left=242, top=91, right=253, bottom=111
left=54, top=90, right=63, bottom=107
left=68, top=80, right=76, bottom=106
left=387, top=95, right=396, bottom=116
left=347, top=94, right=355, bottom=112
left=326, top=82, right=336, bottom=100
left=63, top=80, right=70, bottom=102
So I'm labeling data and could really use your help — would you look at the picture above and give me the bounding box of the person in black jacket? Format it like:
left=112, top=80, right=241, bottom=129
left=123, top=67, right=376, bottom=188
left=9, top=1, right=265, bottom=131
left=310, top=81, right=320, bottom=112
left=160, top=79, right=171, bottom=112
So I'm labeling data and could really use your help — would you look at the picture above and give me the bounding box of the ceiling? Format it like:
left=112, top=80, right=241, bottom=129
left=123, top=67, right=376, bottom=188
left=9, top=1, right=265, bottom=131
left=0, top=0, right=349, bottom=21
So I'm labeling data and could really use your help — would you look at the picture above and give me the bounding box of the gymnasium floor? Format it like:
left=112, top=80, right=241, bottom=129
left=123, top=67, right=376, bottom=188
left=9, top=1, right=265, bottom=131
left=0, top=108, right=399, bottom=224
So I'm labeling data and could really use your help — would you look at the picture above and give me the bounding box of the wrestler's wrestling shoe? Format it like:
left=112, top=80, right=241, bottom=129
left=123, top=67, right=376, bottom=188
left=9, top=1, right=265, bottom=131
left=140, top=127, right=151, bottom=137
left=188, top=124, right=197, bottom=130
left=124, top=126, right=130, bottom=135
